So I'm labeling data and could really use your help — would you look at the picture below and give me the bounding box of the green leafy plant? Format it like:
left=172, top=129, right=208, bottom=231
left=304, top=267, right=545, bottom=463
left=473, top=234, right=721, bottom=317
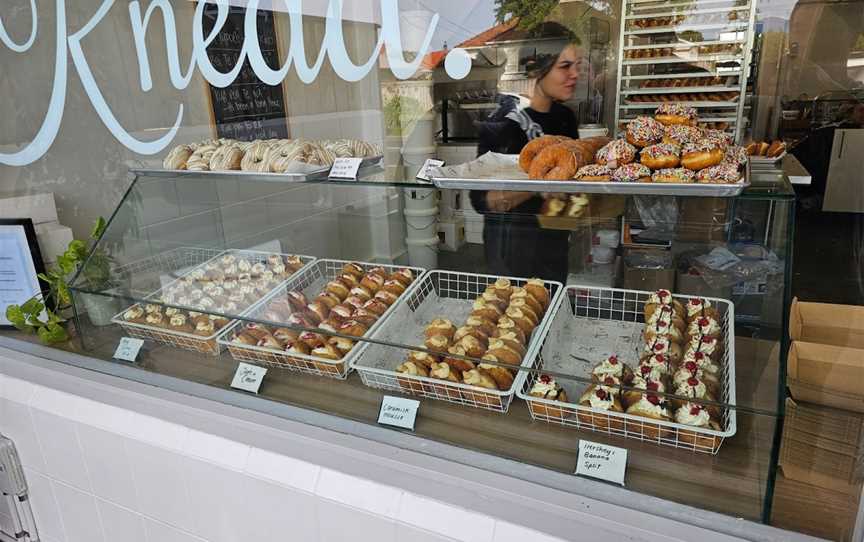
left=5, top=217, right=111, bottom=344
left=383, top=95, right=425, bottom=137
left=494, top=0, right=558, bottom=33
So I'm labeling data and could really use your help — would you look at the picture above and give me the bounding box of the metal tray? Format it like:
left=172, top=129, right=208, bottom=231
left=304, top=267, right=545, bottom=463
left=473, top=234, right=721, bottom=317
left=111, top=249, right=316, bottom=356
left=350, top=270, right=563, bottom=413
left=517, top=285, right=737, bottom=454
left=432, top=167, right=749, bottom=197
left=131, top=156, right=383, bottom=182
left=217, top=259, right=426, bottom=379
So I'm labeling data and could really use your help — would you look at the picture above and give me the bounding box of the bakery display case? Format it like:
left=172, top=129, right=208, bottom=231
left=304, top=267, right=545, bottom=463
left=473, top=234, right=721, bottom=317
left=65, top=160, right=795, bottom=523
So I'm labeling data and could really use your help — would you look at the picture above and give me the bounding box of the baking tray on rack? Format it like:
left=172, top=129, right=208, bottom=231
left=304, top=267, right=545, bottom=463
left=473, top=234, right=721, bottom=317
left=130, top=156, right=383, bottom=182
left=217, top=260, right=427, bottom=379
left=350, top=271, right=563, bottom=414
left=111, top=250, right=316, bottom=356
left=517, top=285, right=737, bottom=454
left=432, top=164, right=750, bottom=197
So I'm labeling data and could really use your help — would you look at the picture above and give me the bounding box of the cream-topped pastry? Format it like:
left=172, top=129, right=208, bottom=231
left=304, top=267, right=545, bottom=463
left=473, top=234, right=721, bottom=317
left=592, top=355, right=624, bottom=380
left=675, top=402, right=712, bottom=427
left=686, top=334, right=719, bottom=357
left=676, top=377, right=709, bottom=400
left=144, top=303, right=162, bottom=314
left=123, top=306, right=144, bottom=321
left=688, top=316, right=721, bottom=338
left=640, top=353, right=672, bottom=374
left=220, top=254, right=237, bottom=266
left=629, top=395, right=670, bottom=418
left=636, top=363, right=665, bottom=382
left=644, top=335, right=678, bottom=359
left=165, top=307, right=181, bottom=317
left=529, top=375, right=566, bottom=400
left=630, top=373, right=666, bottom=394
left=251, top=262, right=267, bottom=276
left=647, top=289, right=673, bottom=306
left=686, top=297, right=713, bottom=318
left=587, top=386, right=616, bottom=409
left=237, top=258, right=252, bottom=272
left=169, top=314, right=187, bottom=327
left=682, top=350, right=720, bottom=375
left=145, top=312, right=164, bottom=325
left=271, top=262, right=287, bottom=275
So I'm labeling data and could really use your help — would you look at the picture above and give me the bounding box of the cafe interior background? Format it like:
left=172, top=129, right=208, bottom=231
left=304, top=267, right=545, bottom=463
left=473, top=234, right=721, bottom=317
left=1, top=0, right=864, bottom=541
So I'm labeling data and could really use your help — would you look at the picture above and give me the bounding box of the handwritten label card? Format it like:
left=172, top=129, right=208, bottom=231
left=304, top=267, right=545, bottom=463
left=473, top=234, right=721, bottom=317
left=575, top=440, right=627, bottom=485
left=329, top=157, right=363, bottom=180
left=230, top=362, right=268, bottom=394
left=415, top=159, right=445, bottom=181
left=377, top=396, right=420, bottom=430
left=113, top=338, right=144, bottom=362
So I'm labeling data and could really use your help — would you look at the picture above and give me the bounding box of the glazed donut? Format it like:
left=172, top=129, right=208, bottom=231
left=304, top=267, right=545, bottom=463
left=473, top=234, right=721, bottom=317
left=268, top=140, right=311, bottom=173
left=625, top=116, right=664, bottom=147
left=595, top=139, right=636, bottom=167
left=612, top=163, right=652, bottom=183
left=575, top=164, right=614, bottom=182
left=518, top=135, right=568, bottom=173
left=640, top=143, right=681, bottom=170
left=696, top=163, right=741, bottom=184
left=662, top=125, right=702, bottom=147
left=241, top=140, right=277, bottom=172
left=209, top=145, right=244, bottom=171
left=655, top=103, right=698, bottom=126
left=528, top=143, right=582, bottom=180
left=163, top=144, right=193, bottom=170
left=651, top=167, right=695, bottom=183
left=681, top=141, right=724, bottom=170
left=186, top=145, right=219, bottom=171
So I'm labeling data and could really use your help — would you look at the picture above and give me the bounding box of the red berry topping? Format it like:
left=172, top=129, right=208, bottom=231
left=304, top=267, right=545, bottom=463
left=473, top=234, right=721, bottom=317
left=699, top=317, right=709, bottom=327
left=608, top=355, right=618, bottom=365
left=690, top=405, right=702, bottom=416
left=640, top=365, right=651, bottom=375
left=703, top=336, right=714, bottom=343
left=655, top=354, right=665, bottom=362
left=540, top=375, right=551, bottom=384
left=604, top=376, right=616, bottom=386
left=658, top=290, right=669, bottom=298
left=685, top=361, right=698, bottom=372
left=690, top=298, right=702, bottom=306
left=646, top=394, right=660, bottom=405
left=687, top=377, right=699, bottom=387
left=654, top=343, right=664, bottom=352
left=595, top=389, right=607, bottom=400
left=658, top=320, right=667, bottom=327
left=646, top=381, right=659, bottom=391
left=694, top=352, right=704, bottom=360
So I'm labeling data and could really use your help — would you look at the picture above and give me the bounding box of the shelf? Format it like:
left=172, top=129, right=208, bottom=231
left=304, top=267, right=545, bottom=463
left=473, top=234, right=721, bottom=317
left=622, top=71, right=741, bottom=80
left=626, top=5, right=750, bottom=18
left=624, top=21, right=749, bottom=35
left=622, top=86, right=741, bottom=94
left=623, top=39, right=745, bottom=50
left=620, top=101, right=740, bottom=108
left=622, top=55, right=743, bottom=65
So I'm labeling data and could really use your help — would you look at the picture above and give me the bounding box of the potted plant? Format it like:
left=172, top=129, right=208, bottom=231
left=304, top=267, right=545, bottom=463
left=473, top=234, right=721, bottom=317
left=5, top=217, right=119, bottom=343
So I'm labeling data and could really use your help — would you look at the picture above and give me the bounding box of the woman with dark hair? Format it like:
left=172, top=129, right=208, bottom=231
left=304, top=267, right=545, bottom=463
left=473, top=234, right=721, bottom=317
left=470, top=43, right=583, bottom=283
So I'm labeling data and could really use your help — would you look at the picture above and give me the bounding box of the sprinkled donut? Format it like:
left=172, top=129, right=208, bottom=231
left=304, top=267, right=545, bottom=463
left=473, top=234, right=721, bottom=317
left=722, top=145, right=749, bottom=167
left=519, top=135, right=568, bottom=173
left=696, top=163, right=741, bottom=184
left=652, top=167, right=695, bottom=183
left=655, top=103, right=698, bottom=126
left=640, top=143, right=681, bottom=170
left=681, top=140, right=724, bottom=170
left=595, top=139, right=636, bottom=167
left=662, top=125, right=702, bottom=147
left=612, top=163, right=651, bottom=182
left=575, top=164, right=614, bottom=182
left=626, top=116, right=664, bottom=147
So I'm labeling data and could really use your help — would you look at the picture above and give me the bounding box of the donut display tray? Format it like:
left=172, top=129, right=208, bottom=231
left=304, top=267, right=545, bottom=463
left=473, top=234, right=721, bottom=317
left=111, top=249, right=316, bottom=356
left=217, top=260, right=426, bottom=380
left=350, top=271, right=563, bottom=414
left=131, top=156, right=382, bottom=182
left=516, top=285, right=737, bottom=454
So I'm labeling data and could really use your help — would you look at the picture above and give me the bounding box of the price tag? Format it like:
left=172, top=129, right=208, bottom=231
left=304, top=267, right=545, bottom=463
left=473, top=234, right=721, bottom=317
left=377, top=396, right=420, bottom=430
left=113, top=338, right=144, bottom=362
left=575, top=440, right=627, bottom=485
left=415, top=159, right=445, bottom=181
left=230, top=362, right=268, bottom=394
left=329, top=157, right=363, bottom=180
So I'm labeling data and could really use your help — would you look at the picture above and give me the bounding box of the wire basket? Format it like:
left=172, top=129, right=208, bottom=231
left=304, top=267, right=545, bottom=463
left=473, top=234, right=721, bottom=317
left=517, top=285, right=736, bottom=454
left=111, top=250, right=316, bottom=356
left=351, top=271, right=563, bottom=413
left=217, top=260, right=427, bottom=379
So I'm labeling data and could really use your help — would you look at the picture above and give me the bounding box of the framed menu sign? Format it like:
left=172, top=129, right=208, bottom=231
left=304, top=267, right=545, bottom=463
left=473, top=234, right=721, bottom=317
left=202, top=4, right=290, bottom=141
left=0, top=219, right=46, bottom=327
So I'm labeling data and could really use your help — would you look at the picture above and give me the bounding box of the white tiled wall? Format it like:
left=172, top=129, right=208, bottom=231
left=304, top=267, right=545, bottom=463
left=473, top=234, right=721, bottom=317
left=0, top=373, right=566, bottom=542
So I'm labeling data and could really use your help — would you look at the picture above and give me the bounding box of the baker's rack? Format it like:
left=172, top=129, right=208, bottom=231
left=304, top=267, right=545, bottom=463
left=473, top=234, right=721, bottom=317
left=614, top=0, right=759, bottom=142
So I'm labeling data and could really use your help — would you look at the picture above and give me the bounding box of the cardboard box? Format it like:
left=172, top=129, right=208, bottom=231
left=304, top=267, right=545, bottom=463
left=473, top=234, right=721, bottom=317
left=780, top=398, right=864, bottom=492
left=790, top=298, right=864, bottom=348
left=622, top=248, right=674, bottom=291
left=677, top=197, right=729, bottom=242
left=0, top=193, right=57, bottom=224
left=788, top=341, right=864, bottom=413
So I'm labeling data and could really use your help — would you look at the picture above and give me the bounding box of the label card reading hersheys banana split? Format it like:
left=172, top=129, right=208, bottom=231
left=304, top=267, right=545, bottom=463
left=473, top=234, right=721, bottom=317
left=576, top=440, right=627, bottom=486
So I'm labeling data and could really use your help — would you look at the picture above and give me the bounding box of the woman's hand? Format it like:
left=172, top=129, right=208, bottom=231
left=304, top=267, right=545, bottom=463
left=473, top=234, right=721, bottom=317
left=486, top=191, right=535, bottom=212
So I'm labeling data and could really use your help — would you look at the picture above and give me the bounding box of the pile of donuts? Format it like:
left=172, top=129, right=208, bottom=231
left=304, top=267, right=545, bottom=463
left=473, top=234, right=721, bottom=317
left=163, top=137, right=381, bottom=173
left=745, top=140, right=785, bottom=158
left=519, top=136, right=612, bottom=181
left=395, top=278, right=552, bottom=396
left=230, top=263, right=415, bottom=368
left=576, top=104, right=747, bottom=184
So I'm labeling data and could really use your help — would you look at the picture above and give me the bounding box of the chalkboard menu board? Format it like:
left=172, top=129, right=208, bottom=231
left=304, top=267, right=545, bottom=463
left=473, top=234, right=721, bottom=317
left=202, top=5, right=289, bottom=141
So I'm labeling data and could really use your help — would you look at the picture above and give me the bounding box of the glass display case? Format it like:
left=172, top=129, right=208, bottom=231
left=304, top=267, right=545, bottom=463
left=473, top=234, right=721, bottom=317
left=67, top=164, right=794, bottom=523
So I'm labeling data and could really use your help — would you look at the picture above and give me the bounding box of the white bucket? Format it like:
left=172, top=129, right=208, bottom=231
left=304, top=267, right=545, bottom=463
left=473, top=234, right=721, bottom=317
left=402, top=145, right=436, bottom=178
left=405, top=236, right=439, bottom=268
left=404, top=187, right=438, bottom=212
left=404, top=206, right=438, bottom=240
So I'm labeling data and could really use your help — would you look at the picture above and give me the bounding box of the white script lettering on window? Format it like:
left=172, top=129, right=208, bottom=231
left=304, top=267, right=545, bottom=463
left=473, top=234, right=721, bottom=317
left=0, top=0, right=472, bottom=166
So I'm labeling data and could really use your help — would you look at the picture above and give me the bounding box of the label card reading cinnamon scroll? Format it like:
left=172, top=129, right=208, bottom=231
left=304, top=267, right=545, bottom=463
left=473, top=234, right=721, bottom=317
left=329, top=157, right=363, bottom=180
left=378, top=396, right=420, bottom=430
left=576, top=440, right=627, bottom=485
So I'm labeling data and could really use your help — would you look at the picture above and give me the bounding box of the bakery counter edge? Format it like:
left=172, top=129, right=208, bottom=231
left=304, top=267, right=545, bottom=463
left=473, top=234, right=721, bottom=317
left=0, top=334, right=820, bottom=542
